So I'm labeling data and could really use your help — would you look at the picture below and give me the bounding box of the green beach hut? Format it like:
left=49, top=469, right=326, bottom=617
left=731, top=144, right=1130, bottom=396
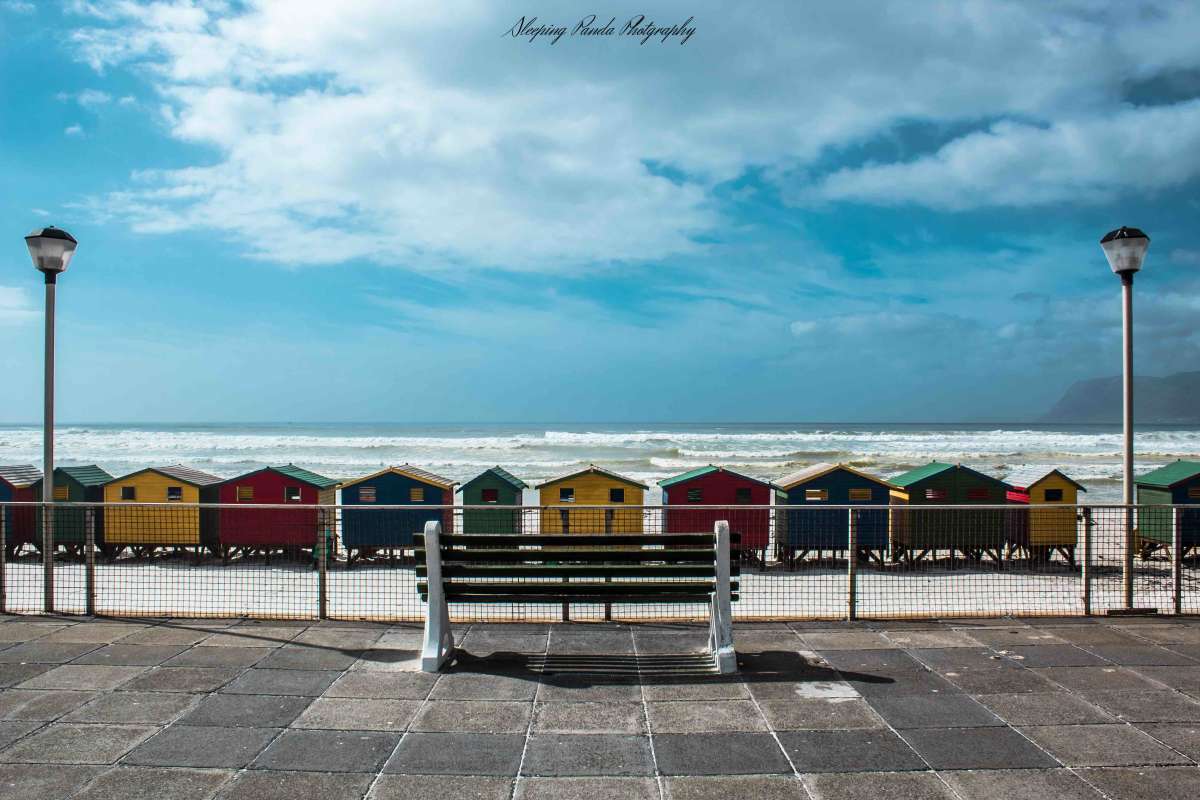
left=459, top=466, right=527, bottom=534
left=30, top=465, right=114, bottom=556
left=1135, top=460, right=1200, bottom=559
left=889, top=462, right=1012, bottom=564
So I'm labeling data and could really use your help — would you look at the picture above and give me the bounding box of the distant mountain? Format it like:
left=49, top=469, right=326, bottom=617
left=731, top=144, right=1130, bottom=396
left=1043, top=371, right=1200, bottom=424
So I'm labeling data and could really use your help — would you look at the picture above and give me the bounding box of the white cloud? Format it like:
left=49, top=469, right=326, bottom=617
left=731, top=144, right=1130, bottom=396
left=77, top=88, right=112, bottom=107
left=0, top=286, right=36, bottom=325
left=2, top=1, right=36, bottom=14
left=66, top=0, right=1200, bottom=269
left=64, top=123, right=84, bottom=136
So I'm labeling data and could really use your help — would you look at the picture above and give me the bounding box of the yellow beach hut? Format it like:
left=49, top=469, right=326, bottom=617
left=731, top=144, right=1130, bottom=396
left=536, top=465, right=647, bottom=533
left=1005, top=468, right=1086, bottom=564
left=103, top=465, right=222, bottom=555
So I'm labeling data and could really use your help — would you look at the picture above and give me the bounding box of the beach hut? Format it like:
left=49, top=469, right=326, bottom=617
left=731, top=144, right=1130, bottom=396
left=773, top=463, right=896, bottom=567
left=659, top=466, right=771, bottom=564
left=1135, top=460, right=1200, bottom=560
left=340, top=465, right=456, bottom=566
left=1004, top=468, right=1085, bottom=564
left=459, top=466, right=526, bottom=534
left=103, top=465, right=222, bottom=556
left=217, top=465, right=337, bottom=562
left=889, top=462, right=1012, bottom=564
left=537, top=465, right=646, bottom=533
left=0, top=465, right=40, bottom=557
left=30, top=466, right=114, bottom=557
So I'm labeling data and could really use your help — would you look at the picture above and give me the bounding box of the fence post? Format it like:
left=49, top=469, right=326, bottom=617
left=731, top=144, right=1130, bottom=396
left=1123, top=503, right=1135, bottom=610
left=317, top=507, right=329, bottom=620
left=85, top=505, right=96, bottom=616
left=1173, top=507, right=1183, bottom=616
left=43, top=502, right=54, bottom=613
left=1081, top=507, right=1092, bottom=616
left=847, top=508, right=858, bottom=621
left=0, top=505, right=7, bottom=614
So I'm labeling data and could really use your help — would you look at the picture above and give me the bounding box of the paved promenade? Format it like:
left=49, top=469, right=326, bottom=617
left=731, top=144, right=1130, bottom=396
left=2, top=615, right=1200, bottom=799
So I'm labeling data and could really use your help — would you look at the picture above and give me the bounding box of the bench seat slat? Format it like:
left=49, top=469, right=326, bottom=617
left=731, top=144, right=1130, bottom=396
left=414, top=533, right=739, bottom=547
left=418, top=581, right=738, bottom=595
left=421, top=594, right=739, bottom=604
left=417, top=564, right=739, bottom=578
left=413, top=548, right=721, bottom=564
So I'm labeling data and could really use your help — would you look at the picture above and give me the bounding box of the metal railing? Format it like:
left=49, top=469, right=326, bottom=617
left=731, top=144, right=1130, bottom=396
left=1, top=502, right=1197, bottom=621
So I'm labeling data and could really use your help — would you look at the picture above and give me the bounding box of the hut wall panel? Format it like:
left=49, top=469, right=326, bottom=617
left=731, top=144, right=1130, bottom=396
left=777, top=470, right=889, bottom=551
left=1027, top=475, right=1080, bottom=548
left=104, top=475, right=202, bottom=546
left=341, top=472, right=452, bottom=549
left=663, top=471, right=770, bottom=550
left=31, top=476, right=106, bottom=547
left=1, top=484, right=37, bottom=548
left=539, top=473, right=644, bottom=534
left=461, top=473, right=523, bottom=534
left=890, top=471, right=1008, bottom=551
left=218, top=471, right=322, bottom=548
left=1136, top=486, right=1175, bottom=548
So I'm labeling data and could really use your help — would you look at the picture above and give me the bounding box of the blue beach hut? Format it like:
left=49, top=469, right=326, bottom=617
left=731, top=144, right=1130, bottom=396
left=339, top=465, right=457, bottom=567
left=773, top=463, right=896, bottom=566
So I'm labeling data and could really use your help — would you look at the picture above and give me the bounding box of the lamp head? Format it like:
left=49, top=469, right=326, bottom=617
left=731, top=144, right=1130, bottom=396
left=1100, top=226, right=1149, bottom=276
left=25, top=226, right=78, bottom=275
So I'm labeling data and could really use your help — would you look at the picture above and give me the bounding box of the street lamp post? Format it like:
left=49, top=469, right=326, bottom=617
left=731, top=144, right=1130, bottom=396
left=25, top=226, right=77, bottom=614
left=1100, top=226, right=1150, bottom=610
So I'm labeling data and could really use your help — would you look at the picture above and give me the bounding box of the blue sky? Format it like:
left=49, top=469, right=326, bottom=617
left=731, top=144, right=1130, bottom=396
left=1, top=0, right=1199, bottom=423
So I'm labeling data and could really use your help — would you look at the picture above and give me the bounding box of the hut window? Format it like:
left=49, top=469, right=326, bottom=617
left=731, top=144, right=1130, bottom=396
left=560, top=487, right=575, bottom=503
left=1189, top=487, right=1200, bottom=500
left=481, top=488, right=499, bottom=503
left=966, top=488, right=989, bottom=500
left=735, top=488, right=752, bottom=504
left=609, top=488, right=625, bottom=503
left=410, top=487, right=425, bottom=502
left=359, top=487, right=377, bottom=503
left=166, top=486, right=183, bottom=502
left=925, top=488, right=947, bottom=500
left=1044, top=488, right=1064, bottom=502
left=53, top=485, right=69, bottom=501
left=120, top=486, right=136, bottom=501
left=284, top=486, right=302, bottom=503
left=849, top=488, right=873, bottom=501
left=687, top=488, right=703, bottom=503
left=236, top=485, right=254, bottom=502
left=805, top=489, right=828, bottom=501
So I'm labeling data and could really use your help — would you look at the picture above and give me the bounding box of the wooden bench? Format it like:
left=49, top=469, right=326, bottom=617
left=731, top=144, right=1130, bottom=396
left=415, top=520, right=738, bottom=673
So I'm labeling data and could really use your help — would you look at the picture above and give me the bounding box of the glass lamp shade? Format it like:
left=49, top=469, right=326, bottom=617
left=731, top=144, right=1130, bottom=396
left=1100, top=226, right=1149, bottom=276
left=25, top=226, right=78, bottom=274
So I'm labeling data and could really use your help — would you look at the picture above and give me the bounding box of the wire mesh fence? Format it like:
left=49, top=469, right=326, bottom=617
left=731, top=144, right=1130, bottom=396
left=1, top=502, right=1197, bottom=621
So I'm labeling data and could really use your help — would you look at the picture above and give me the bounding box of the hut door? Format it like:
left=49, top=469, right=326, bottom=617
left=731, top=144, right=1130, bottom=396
left=604, top=508, right=614, bottom=534
left=559, top=508, right=570, bottom=533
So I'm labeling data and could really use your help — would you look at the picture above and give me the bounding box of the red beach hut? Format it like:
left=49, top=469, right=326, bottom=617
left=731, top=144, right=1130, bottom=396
left=0, top=465, right=40, bottom=557
left=217, top=465, right=337, bottom=562
left=659, top=465, right=772, bottom=565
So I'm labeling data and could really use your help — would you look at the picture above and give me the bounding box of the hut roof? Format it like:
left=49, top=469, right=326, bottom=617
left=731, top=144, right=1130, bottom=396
left=266, top=464, right=338, bottom=489
left=658, top=465, right=771, bottom=489
left=110, top=465, right=223, bottom=487
left=890, top=461, right=1009, bottom=489
left=0, top=464, right=42, bottom=488
left=1005, top=468, right=1087, bottom=493
left=536, top=464, right=649, bottom=490
left=1136, top=460, right=1200, bottom=489
left=58, top=465, right=114, bottom=487
left=460, top=466, right=527, bottom=493
left=340, top=464, right=457, bottom=490
left=774, top=462, right=897, bottom=491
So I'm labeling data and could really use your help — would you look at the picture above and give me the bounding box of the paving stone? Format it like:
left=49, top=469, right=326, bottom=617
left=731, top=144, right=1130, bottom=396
left=62, top=691, right=196, bottom=724
left=430, top=671, right=538, bottom=701
left=71, top=644, right=190, bottom=666
left=291, top=628, right=384, bottom=650
left=847, top=668, right=963, bottom=697
left=776, top=729, right=926, bottom=773
left=547, top=632, right=636, bottom=656
left=385, top=732, right=526, bottom=776
left=1085, top=690, right=1200, bottom=723
left=996, top=645, right=1111, bottom=667
left=1082, top=646, right=1199, bottom=666
left=939, top=768, right=1104, bottom=800
left=802, top=771, right=960, bottom=800
left=1019, top=723, right=1191, bottom=767
left=907, top=648, right=1006, bottom=671
left=367, top=774, right=512, bottom=800
left=0, top=688, right=97, bottom=721
left=757, top=698, right=884, bottom=730
left=1166, top=644, right=1200, bottom=662
left=410, top=700, right=529, bottom=733
left=0, top=719, right=42, bottom=750
left=533, top=701, right=645, bottom=733
left=43, top=624, right=146, bottom=644
left=1078, top=766, right=1200, bottom=800
left=461, top=631, right=549, bottom=655
left=633, top=630, right=719, bottom=654
left=885, top=630, right=983, bottom=648
left=1130, top=665, right=1200, bottom=692
left=0, top=663, right=52, bottom=687
left=902, top=726, right=1059, bottom=770
left=197, top=628, right=301, bottom=647
left=73, top=766, right=234, bottom=800
left=746, top=677, right=861, bottom=700
left=1121, top=624, right=1200, bottom=645
left=0, top=641, right=102, bottom=663
left=1039, top=627, right=1141, bottom=646
left=1136, top=723, right=1200, bottom=760
left=0, top=764, right=107, bottom=800
left=972, top=692, right=1114, bottom=725
left=3, top=722, right=158, bottom=764
left=665, top=775, right=808, bottom=800
left=866, top=693, right=1001, bottom=729
left=294, top=697, right=421, bottom=731
left=220, top=668, right=340, bottom=696
left=124, top=724, right=278, bottom=768
left=516, top=776, right=660, bottom=800
left=962, top=628, right=1069, bottom=647
left=323, top=670, right=437, bottom=699
left=939, top=663, right=1057, bottom=694
left=647, top=700, right=767, bottom=733
left=352, top=648, right=422, bottom=671
left=1031, top=666, right=1164, bottom=692
left=252, top=728, right=400, bottom=772
left=218, top=770, right=375, bottom=800
left=162, top=646, right=268, bottom=668
left=17, top=664, right=146, bottom=691
left=123, top=667, right=243, bottom=693
left=522, top=733, right=654, bottom=776
left=729, top=630, right=806, bottom=652
left=255, top=645, right=364, bottom=671
left=0, top=622, right=69, bottom=643
left=655, top=732, right=792, bottom=775
left=180, top=693, right=313, bottom=727
left=537, top=676, right=642, bottom=702
left=801, top=631, right=894, bottom=650
left=642, top=678, right=749, bottom=701
left=119, top=626, right=215, bottom=646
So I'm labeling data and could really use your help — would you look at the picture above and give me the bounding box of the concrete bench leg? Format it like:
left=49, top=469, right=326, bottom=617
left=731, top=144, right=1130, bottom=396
left=421, top=521, right=455, bottom=672
left=709, top=520, right=736, bottom=674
